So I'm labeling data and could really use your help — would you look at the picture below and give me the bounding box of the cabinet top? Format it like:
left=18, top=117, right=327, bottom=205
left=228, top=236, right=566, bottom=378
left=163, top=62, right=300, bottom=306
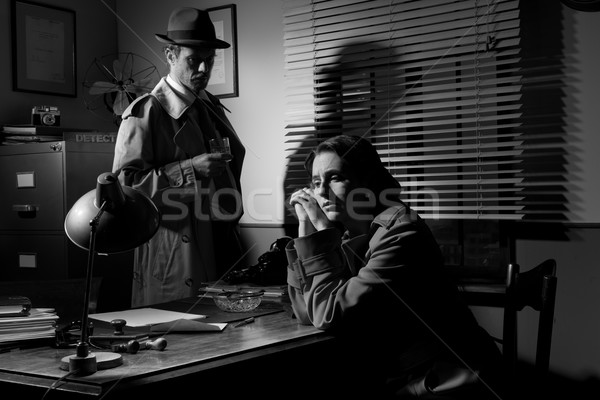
left=0, top=140, right=116, bottom=156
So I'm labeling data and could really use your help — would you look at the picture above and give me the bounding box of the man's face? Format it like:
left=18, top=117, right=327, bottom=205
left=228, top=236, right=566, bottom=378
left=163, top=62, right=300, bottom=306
left=168, top=46, right=215, bottom=93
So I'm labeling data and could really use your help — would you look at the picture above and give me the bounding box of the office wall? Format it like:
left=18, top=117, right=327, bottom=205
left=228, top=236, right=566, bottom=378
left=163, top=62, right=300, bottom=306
left=513, top=7, right=600, bottom=381
left=561, top=7, right=600, bottom=223
left=115, top=0, right=288, bottom=230
left=517, top=228, right=600, bottom=380
left=0, top=0, right=118, bottom=131
left=109, top=0, right=599, bottom=383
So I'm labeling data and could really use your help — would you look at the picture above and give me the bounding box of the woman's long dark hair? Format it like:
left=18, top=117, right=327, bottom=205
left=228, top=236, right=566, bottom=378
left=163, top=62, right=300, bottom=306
left=304, top=135, right=402, bottom=216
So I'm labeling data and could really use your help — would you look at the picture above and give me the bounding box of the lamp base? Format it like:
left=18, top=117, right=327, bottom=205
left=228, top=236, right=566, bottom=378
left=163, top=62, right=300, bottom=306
left=60, top=352, right=122, bottom=375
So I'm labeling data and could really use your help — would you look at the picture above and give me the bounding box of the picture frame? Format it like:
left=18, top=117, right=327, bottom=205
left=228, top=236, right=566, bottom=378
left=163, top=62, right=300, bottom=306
left=207, top=4, right=239, bottom=98
left=11, top=0, right=77, bottom=97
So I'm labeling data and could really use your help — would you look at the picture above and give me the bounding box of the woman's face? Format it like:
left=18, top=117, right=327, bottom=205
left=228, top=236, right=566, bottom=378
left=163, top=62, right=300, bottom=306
left=310, top=151, right=356, bottom=224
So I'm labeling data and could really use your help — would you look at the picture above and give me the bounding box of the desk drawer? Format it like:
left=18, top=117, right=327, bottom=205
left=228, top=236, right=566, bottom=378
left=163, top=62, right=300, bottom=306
left=0, top=233, right=67, bottom=280
left=0, top=152, right=64, bottom=231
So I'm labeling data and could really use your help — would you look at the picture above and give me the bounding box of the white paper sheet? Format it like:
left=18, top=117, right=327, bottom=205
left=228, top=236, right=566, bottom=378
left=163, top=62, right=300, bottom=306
left=89, top=308, right=206, bottom=327
left=150, top=319, right=227, bottom=332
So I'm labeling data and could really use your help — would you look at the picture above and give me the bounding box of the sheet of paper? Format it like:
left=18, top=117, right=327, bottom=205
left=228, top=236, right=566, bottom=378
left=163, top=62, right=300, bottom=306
left=150, top=319, right=227, bottom=333
left=89, top=308, right=206, bottom=327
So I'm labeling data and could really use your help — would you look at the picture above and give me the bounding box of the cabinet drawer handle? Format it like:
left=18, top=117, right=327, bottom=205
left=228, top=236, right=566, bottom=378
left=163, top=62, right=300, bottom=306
left=13, top=204, right=37, bottom=212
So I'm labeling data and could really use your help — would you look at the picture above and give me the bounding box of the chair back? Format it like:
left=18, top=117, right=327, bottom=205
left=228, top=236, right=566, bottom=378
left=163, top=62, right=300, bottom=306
left=457, top=259, right=558, bottom=394
left=503, top=259, right=557, bottom=377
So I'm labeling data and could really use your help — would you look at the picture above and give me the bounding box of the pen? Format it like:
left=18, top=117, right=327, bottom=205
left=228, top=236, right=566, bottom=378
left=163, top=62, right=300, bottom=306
left=233, top=317, right=255, bottom=328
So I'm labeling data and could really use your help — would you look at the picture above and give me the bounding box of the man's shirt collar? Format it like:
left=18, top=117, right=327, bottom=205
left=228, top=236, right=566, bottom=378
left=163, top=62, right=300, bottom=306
left=166, top=74, right=208, bottom=103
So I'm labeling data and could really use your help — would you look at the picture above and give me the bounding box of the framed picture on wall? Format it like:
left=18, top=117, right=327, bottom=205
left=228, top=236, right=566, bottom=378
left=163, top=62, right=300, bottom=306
left=11, top=0, right=77, bottom=97
left=207, top=4, right=239, bottom=98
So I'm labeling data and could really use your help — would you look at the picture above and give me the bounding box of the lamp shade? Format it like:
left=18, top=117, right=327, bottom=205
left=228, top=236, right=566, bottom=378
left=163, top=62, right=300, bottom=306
left=64, top=172, right=160, bottom=254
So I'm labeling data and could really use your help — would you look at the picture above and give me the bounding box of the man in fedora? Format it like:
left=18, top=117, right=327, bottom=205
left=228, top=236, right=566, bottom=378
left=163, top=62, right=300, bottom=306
left=113, top=7, right=246, bottom=307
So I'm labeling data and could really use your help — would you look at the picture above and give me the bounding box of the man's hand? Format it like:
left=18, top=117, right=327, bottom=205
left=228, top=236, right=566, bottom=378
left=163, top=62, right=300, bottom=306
left=192, top=153, right=231, bottom=178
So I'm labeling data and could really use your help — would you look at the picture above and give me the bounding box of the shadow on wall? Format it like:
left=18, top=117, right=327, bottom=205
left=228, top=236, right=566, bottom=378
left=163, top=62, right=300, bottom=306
left=281, top=1, right=572, bottom=241
left=281, top=39, right=392, bottom=238
left=516, top=0, right=570, bottom=228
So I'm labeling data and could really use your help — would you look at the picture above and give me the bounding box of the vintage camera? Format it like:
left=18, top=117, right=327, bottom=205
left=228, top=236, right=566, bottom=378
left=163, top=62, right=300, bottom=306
left=31, top=105, right=61, bottom=126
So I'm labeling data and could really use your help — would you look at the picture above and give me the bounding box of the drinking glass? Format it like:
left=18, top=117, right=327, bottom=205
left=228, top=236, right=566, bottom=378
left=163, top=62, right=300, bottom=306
left=209, top=137, right=232, bottom=162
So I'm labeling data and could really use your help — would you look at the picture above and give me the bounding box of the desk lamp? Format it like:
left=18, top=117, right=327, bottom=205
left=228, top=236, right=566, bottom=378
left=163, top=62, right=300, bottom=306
left=63, top=172, right=160, bottom=375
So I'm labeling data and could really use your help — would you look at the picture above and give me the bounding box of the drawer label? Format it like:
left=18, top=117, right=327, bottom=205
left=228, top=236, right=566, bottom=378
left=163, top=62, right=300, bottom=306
left=16, top=171, right=35, bottom=188
left=18, top=253, right=37, bottom=269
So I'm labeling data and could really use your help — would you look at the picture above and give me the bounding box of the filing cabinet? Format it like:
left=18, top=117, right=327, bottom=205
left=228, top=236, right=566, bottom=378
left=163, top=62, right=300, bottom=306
left=0, top=139, right=133, bottom=310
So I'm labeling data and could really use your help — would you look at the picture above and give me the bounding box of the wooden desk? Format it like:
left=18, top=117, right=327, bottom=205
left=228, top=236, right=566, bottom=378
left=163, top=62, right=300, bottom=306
left=0, top=300, right=335, bottom=399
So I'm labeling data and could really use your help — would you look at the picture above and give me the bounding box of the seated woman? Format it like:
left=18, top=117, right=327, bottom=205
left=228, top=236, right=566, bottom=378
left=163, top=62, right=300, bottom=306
left=286, top=135, right=505, bottom=399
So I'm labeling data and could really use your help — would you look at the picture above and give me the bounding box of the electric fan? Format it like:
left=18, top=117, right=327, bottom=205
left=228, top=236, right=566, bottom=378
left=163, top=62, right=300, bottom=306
left=82, top=52, right=161, bottom=125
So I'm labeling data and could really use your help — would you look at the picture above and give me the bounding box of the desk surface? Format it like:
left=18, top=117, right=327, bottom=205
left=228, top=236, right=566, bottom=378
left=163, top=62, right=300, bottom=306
left=0, top=298, right=333, bottom=399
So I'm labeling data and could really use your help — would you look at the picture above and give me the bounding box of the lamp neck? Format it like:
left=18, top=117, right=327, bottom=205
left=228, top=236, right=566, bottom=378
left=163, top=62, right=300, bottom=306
left=79, top=201, right=108, bottom=356
left=90, top=201, right=107, bottom=229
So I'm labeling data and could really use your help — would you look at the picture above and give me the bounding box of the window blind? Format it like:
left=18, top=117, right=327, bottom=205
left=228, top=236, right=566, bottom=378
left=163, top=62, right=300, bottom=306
left=283, top=0, right=567, bottom=222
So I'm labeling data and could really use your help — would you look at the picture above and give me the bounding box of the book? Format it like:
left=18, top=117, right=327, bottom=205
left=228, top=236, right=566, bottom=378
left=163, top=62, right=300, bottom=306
left=1, top=125, right=91, bottom=136
left=1, top=135, right=63, bottom=144
left=2, top=124, right=37, bottom=134
left=2, top=124, right=63, bottom=136
left=0, top=296, right=32, bottom=318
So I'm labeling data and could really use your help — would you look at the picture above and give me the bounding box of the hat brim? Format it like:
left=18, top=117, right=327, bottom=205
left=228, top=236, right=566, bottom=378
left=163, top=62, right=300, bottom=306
left=155, top=33, right=230, bottom=49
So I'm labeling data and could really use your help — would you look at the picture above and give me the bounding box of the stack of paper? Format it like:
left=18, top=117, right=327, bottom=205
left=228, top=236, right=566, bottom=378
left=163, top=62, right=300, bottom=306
left=0, top=308, right=59, bottom=346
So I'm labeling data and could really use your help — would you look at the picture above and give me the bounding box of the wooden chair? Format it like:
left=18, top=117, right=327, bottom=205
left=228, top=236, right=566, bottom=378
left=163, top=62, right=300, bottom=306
left=458, top=259, right=558, bottom=392
left=502, top=259, right=558, bottom=378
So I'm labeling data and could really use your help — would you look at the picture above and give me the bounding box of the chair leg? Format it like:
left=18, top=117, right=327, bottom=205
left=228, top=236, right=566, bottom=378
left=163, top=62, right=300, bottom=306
left=503, top=263, right=519, bottom=380
left=535, top=275, right=557, bottom=374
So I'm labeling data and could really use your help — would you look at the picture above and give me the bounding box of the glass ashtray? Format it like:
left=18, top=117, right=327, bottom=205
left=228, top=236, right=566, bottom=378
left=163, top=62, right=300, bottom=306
left=213, top=290, right=263, bottom=312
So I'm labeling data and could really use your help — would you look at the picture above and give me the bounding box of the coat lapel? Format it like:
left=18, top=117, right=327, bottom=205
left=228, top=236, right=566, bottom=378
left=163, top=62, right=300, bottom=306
left=173, top=116, right=207, bottom=156
left=150, top=78, right=206, bottom=156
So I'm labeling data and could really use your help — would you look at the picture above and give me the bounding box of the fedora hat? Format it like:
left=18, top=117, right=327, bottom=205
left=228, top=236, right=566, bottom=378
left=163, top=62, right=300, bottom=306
left=155, top=7, right=230, bottom=49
